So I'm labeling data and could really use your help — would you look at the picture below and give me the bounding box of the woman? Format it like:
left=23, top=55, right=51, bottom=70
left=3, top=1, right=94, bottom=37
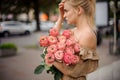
left=53, top=0, right=99, bottom=80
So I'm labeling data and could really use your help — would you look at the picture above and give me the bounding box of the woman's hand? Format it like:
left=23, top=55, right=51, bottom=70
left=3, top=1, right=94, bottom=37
left=58, top=2, right=64, bottom=21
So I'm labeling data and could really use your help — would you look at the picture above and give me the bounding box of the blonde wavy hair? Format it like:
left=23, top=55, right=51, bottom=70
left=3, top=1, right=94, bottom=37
left=63, top=0, right=96, bottom=29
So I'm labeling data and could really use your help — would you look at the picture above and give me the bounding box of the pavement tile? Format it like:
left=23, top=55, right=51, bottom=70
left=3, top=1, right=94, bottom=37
left=87, top=60, right=120, bottom=80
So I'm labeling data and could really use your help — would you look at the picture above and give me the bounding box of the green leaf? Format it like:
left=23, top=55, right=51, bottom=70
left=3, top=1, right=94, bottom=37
left=41, top=61, right=45, bottom=65
left=41, top=54, right=45, bottom=58
left=54, top=71, right=63, bottom=80
left=34, top=65, right=45, bottom=74
left=45, top=64, right=51, bottom=70
left=46, top=66, right=57, bottom=74
left=51, top=66, right=63, bottom=80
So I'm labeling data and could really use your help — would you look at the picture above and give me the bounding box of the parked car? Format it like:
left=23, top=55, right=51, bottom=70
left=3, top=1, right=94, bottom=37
left=31, top=21, right=54, bottom=31
left=40, top=21, right=54, bottom=31
left=0, top=21, right=35, bottom=37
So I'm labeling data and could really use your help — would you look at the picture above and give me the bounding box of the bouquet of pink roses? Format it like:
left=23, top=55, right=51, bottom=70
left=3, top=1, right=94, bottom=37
left=34, top=28, right=81, bottom=80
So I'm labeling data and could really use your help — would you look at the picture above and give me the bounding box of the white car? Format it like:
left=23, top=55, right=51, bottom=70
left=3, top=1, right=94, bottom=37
left=0, top=21, right=35, bottom=37
left=40, top=21, right=54, bottom=31
left=31, top=21, right=54, bottom=31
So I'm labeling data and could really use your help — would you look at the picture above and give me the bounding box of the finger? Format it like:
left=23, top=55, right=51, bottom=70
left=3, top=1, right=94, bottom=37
left=59, top=5, right=63, bottom=8
left=59, top=6, right=64, bottom=10
left=59, top=4, right=64, bottom=8
left=59, top=2, right=64, bottom=6
left=59, top=5, right=62, bottom=9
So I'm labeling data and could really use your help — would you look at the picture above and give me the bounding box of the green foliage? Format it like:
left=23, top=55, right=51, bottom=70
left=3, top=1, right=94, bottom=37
left=0, top=0, right=61, bottom=15
left=41, top=54, right=45, bottom=58
left=34, top=65, right=45, bottom=74
left=47, top=66, right=63, bottom=80
left=39, top=0, right=60, bottom=13
left=54, top=70, right=63, bottom=80
left=0, top=43, right=17, bottom=50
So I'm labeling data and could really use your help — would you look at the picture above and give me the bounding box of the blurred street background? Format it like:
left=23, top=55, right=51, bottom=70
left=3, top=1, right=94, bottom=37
left=0, top=0, right=120, bottom=80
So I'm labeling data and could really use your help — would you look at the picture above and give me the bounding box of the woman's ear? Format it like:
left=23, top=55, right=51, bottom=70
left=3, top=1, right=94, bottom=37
left=77, top=6, right=83, bottom=15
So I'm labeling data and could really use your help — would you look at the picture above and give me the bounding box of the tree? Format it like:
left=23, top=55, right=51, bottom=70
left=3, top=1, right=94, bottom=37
left=0, top=0, right=61, bottom=31
left=109, top=0, right=120, bottom=39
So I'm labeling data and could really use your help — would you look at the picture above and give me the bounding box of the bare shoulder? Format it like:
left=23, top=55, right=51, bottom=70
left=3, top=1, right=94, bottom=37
left=79, top=29, right=97, bottom=49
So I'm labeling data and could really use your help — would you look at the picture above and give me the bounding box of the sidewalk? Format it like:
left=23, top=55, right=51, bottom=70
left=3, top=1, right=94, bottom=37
left=0, top=47, right=54, bottom=80
left=87, top=60, right=120, bottom=80
left=0, top=47, right=120, bottom=80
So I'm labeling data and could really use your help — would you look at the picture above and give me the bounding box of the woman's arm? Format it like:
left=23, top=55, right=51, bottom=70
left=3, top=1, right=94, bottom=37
left=53, top=18, right=63, bottom=31
left=53, top=59, right=98, bottom=78
left=53, top=61, right=70, bottom=76
left=53, top=2, right=64, bottom=31
left=53, top=59, right=84, bottom=76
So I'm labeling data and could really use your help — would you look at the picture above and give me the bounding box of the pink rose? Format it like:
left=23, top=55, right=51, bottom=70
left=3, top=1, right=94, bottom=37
left=74, top=43, right=80, bottom=53
left=62, top=30, right=72, bottom=38
left=49, top=28, right=59, bottom=37
left=57, top=42, right=66, bottom=50
left=45, top=52, right=55, bottom=66
left=54, top=50, right=64, bottom=62
left=63, top=53, right=74, bottom=65
left=47, top=44, right=57, bottom=53
left=39, top=36, right=49, bottom=47
left=58, top=35, right=66, bottom=43
left=65, top=46, right=75, bottom=54
left=71, top=55, right=79, bottom=65
left=66, top=37, right=75, bottom=46
left=48, top=36, right=58, bottom=45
